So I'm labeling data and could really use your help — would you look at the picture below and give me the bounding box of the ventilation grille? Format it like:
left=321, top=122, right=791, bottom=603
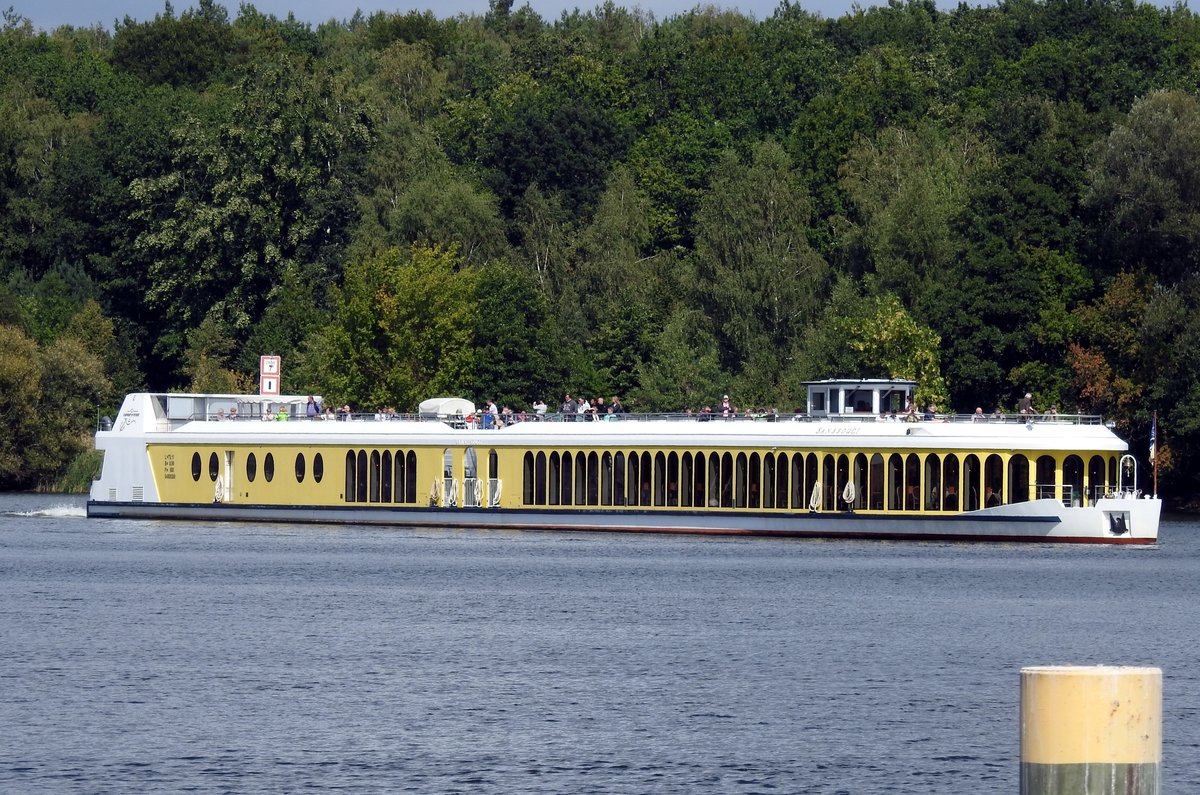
left=132, top=486, right=144, bottom=502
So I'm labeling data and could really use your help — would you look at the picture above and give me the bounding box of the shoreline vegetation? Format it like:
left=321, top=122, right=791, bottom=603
left=1, top=0, right=1196, bottom=498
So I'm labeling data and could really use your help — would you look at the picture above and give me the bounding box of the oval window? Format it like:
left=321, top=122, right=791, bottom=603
left=313, top=453, right=324, bottom=483
left=191, top=452, right=201, bottom=481
left=295, top=453, right=306, bottom=483
left=246, top=452, right=257, bottom=483
left=208, top=452, right=219, bottom=482
left=264, top=452, right=275, bottom=483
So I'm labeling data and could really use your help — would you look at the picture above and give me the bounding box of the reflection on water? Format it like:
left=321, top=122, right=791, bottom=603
left=0, top=492, right=1197, bottom=793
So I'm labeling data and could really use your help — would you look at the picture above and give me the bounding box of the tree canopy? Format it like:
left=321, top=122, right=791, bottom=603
left=1, top=0, right=1198, bottom=499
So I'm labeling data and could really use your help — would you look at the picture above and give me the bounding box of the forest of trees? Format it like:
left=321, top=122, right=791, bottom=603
left=1, top=0, right=1197, bottom=499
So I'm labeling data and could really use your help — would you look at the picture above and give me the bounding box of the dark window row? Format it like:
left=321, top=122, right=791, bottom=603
left=520, top=450, right=1119, bottom=511
left=189, top=451, right=325, bottom=485
left=345, top=449, right=419, bottom=504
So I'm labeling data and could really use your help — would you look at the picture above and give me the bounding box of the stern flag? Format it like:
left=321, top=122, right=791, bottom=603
left=1150, top=413, right=1157, bottom=463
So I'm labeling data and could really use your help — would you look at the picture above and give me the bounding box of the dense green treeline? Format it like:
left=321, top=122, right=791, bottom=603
left=1, top=0, right=1198, bottom=498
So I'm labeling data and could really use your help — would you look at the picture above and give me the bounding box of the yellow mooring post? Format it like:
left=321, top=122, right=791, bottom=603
left=1020, top=666, right=1161, bottom=795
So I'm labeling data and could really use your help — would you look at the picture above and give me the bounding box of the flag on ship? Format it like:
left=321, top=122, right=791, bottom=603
left=1149, top=413, right=1157, bottom=462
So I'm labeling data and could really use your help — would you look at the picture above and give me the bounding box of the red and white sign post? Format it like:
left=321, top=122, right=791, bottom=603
left=259, top=355, right=281, bottom=397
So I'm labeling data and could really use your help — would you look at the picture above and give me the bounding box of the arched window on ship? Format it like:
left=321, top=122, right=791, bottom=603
left=763, top=454, right=776, bottom=509
left=535, top=451, right=547, bottom=505
left=370, top=451, right=381, bottom=502
left=381, top=451, right=392, bottom=502
left=1034, top=455, right=1055, bottom=502
left=613, top=452, right=625, bottom=506
left=923, top=454, right=941, bottom=511
left=853, top=453, right=869, bottom=511
left=522, top=452, right=534, bottom=505
left=1064, top=455, right=1084, bottom=507
left=1008, top=455, right=1030, bottom=504
left=943, top=455, right=960, bottom=511
left=963, top=454, right=981, bottom=510
left=1088, top=455, right=1107, bottom=504
left=869, top=454, right=884, bottom=510
left=356, top=451, right=368, bottom=502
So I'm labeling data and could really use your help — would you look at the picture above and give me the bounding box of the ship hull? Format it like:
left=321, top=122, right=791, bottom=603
left=87, top=497, right=1160, bottom=544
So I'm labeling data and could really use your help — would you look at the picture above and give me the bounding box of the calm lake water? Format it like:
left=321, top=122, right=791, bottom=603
left=1, top=492, right=1196, bottom=793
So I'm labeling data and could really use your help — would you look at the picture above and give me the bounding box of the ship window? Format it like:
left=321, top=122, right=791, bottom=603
left=627, top=451, right=639, bottom=506
left=246, top=452, right=257, bottom=483
left=381, top=451, right=392, bottom=502
left=923, top=454, right=941, bottom=511
left=264, top=452, right=275, bottom=483
left=985, top=454, right=1003, bottom=506
left=749, top=453, right=761, bottom=509
left=398, top=451, right=412, bottom=501
left=576, top=453, right=588, bottom=505
left=1008, top=455, right=1029, bottom=503
left=763, top=454, right=775, bottom=509
left=548, top=452, right=561, bottom=506
left=693, top=452, right=706, bottom=509
left=775, top=453, right=788, bottom=510
left=601, top=452, right=613, bottom=506
left=721, top=452, right=734, bottom=508
left=355, top=451, right=368, bottom=501
left=682, top=453, right=694, bottom=508
left=822, top=454, right=836, bottom=511
left=853, top=453, right=868, bottom=511
left=314, top=453, right=324, bottom=483
left=587, top=451, right=599, bottom=505
left=1088, top=455, right=1107, bottom=504
left=964, top=454, right=981, bottom=510
left=707, top=452, right=720, bottom=507
left=405, top=451, right=417, bottom=502
left=562, top=450, right=574, bottom=506
left=614, top=452, right=626, bottom=506
left=868, top=454, right=883, bottom=510
left=209, top=452, right=219, bottom=482
left=345, top=450, right=356, bottom=502
left=191, top=452, right=202, bottom=481
left=734, top=453, right=748, bottom=508
left=806, top=454, right=819, bottom=508
left=887, top=454, right=903, bottom=511
left=369, top=451, right=381, bottom=502
left=943, top=455, right=960, bottom=511
left=295, top=453, right=305, bottom=483
left=655, top=452, right=667, bottom=507
left=523, top=452, right=534, bottom=504
left=536, top=452, right=548, bottom=505
left=791, top=455, right=804, bottom=508
left=1064, top=455, right=1084, bottom=507
left=904, top=454, right=920, bottom=510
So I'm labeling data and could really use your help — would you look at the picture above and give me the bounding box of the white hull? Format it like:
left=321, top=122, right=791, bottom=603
left=87, top=497, right=1160, bottom=544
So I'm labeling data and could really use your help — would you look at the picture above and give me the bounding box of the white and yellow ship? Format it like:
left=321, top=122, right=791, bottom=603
left=87, top=379, right=1161, bottom=544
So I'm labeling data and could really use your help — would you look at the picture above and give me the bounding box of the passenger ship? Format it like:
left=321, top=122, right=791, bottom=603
left=87, top=379, right=1161, bottom=544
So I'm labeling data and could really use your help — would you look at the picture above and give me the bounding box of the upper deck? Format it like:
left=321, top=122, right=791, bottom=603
left=97, top=391, right=1127, bottom=456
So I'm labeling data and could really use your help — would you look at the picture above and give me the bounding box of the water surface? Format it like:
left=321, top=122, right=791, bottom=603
left=1, top=493, right=1195, bottom=793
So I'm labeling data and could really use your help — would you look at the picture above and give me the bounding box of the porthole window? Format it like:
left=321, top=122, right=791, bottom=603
left=295, top=453, right=306, bottom=483
left=191, top=452, right=201, bottom=481
left=246, top=452, right=257, bottom=483
left=208, top=452, right=219, bottom=482
left=265, top=452, right=275, bottom=483
left=314, top=453, right=324, bottom=483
